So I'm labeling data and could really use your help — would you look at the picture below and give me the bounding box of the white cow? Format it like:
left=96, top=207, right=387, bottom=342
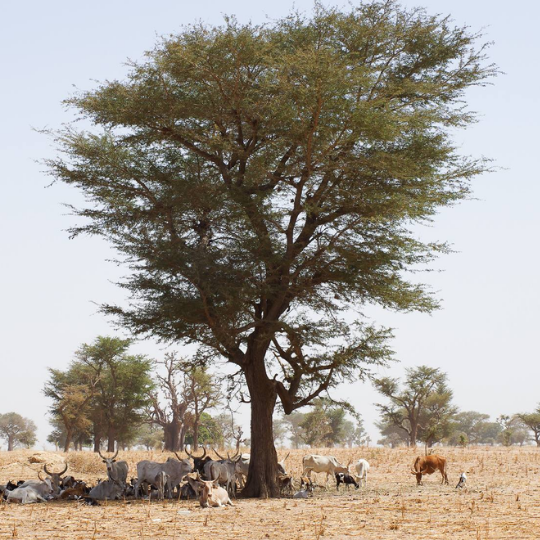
left=6, top=482, right=53, bottom=504
left=355, top=459, right=370, bottom=487
left=302, top=455, right=350, bottom=487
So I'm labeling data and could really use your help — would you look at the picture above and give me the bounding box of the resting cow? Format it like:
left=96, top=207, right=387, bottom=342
left=411, top=455, right=448, bottom=485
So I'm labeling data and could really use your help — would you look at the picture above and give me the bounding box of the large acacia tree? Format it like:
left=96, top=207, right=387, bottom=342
left=48, top=1, right=495, bottom=496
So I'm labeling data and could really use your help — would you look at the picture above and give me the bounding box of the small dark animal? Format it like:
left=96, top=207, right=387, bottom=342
left=456, top=472, right=467, bottom=489
left=278, top=474, right=295, bottom=496
left=186, top=447, right=213, bottom=477
left=411, top=455, right=449, bottom=486
left=61, top=476, right=76, bottom=489
left=82, top=497, right=101, bottom=506
left=59, top=482, right=88, bottom=499
left=180, top=481, right=198, bottom=500
left=335, top=472, right=359, bottom=490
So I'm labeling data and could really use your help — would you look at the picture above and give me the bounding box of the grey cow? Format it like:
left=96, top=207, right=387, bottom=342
left=99, top=448, right=128, bottom=485
left=6, top=484, right=52, bottom=504
left=135, top=453, right=192, bottom=499
left=88, top=480, right=124, bottom=500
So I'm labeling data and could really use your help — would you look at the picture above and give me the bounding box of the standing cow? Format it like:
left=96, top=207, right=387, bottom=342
left=135, top=454, right=192, bottom=499
left=355, top=459, right=370, bottom=487
left=411, top=455, right=449, bottom=485
left=99, top=448, right=129, bottom=486
left=302, top=455, right=350, bottom=487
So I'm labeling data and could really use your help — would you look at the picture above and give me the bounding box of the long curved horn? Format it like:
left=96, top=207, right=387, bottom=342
left=98, top=448, right=106, bottom=460
left=43, top=464, right=52, bottom=476
left=59, top=463, right=68, bottom=475
left=173, top=451, right=183, bottom=461
left=38, top=470, right=44, bottom=481
left=213, top=448, right=225, bottom=460
left=185, top=448, right=194, bottom=458
left=201, top=447, right=207, bottom=459
left=111, top=447, right=119, bottom=460
left=283, top=452, right=290, bottom=463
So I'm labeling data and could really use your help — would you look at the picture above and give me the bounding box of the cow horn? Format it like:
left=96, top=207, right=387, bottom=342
left=98, top=448, right=106, bottom=460
left=111, top=447, right=119, bottom=460
left=59, top=463, right=68, bottom=475
left=38, top=470, right=44, bottom=481
left=43, top=464, right=52, bottom=476
left=173, top=451, right=183, bottom=461
left=186, top=448, right=194, bottom=458
left=283, top=452, right=290, bottom=463
left=213, top=448, right=225, bottom=460
left=201, top=447, right=207, bottom=459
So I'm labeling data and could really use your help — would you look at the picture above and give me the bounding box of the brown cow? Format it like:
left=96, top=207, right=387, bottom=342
left=411, top=455, right=448, bottom=485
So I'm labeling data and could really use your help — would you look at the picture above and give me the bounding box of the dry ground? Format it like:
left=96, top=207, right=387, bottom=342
left=1, top=447, right=540, bottom=539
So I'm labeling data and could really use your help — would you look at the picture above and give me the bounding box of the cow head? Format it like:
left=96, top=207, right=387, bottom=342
left=99, top=448, right=119, bottom=478
left=41, top=463, right=68, bottom=493
left=199, top=478, right=220, bottom=507
left=185, top=447, right=212, bottom=475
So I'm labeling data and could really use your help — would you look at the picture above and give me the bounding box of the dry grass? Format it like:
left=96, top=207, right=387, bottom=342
left=1, top=447, right=540, bottom=539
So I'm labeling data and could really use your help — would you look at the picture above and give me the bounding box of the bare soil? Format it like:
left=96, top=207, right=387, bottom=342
left=1, top=447, right=539, bottom=539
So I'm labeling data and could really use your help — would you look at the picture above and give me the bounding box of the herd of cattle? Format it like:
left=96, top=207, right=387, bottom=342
left=0, top=449, right=462, bottom=507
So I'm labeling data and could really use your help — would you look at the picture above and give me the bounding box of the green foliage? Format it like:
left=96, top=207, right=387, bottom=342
left=447, top=411, right=502, bottom=446
left=0, top=412, right=37, bottom=451
left=281, top=411, right=307, bottom=449
left=374, top=365, right=456, bottom=447
left=298, top=398, right=362, bottom=447
left=46, top=1, right=495, bottom=421
left=134, top=424, right=164, bottom=450
left=44, top=336, right=154, bottom=451
left=516, top=406, right=540, bottom=446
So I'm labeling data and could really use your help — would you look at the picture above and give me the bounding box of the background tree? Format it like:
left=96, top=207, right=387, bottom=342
left=46, top=417, right=92, bottom=451
left=497, top=415, right=514, bottom=446
left=0, top=412, right=37, bottom=451
left=516, top=408, right=540, bottom=447
left=134, top=424, right=164, bottom=450
left=448, top=411, right=491, bottom=446
left=148, top=354, right=191, bottom=451
left=281, top=412, right=306, bottom=449
left=342, top=418, right=368, bottom=448
left=48, top=2, right=495, bottom=496
left=149, top=354, right=221, bottom=450
left=44, top=359, right=100, bottom=451
left=374, top=365, right=453, bottom=448
left=273, top=417, right=289, bottom=446
left=77, top=336, right=154, bottom=451
left=417, top=383, right=457, bottom=448
left=299, top=398, right=360, bottom=447
left=184, top=367, right=221, bottom=450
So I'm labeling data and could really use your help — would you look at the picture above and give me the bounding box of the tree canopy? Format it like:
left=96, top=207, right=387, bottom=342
left=374, top=365, right=455, bottom=447
left=47, top=1, right=495, bottom=496
left=0, top=412, right=37, bottom=451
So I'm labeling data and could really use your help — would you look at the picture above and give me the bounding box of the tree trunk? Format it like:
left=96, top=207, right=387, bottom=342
left=7, top=436, right=14, bottom=452
left=409, top=420, right=418, bottom=448
left=93, top=436, right=101, bottom=452
left=242, top=357, right=280, bottom=498
left=64, top=428, right=73, bottom=452
left=163, top=421, right=182, bottom=451
left=107, top=427, right=116, bottom=452
left=178, top=424, right=186, bottom=452
left=193, top=420, right=200, bottom=451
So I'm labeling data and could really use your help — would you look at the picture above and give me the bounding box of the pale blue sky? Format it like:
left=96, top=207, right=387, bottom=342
left=1, top=0, right=538, bottom=448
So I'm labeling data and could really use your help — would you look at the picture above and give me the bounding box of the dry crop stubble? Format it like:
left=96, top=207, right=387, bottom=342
left=1, top=447, right=540, bottom=539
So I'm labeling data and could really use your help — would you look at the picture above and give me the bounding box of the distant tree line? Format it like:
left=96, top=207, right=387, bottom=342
left=4, top=345, right=540, bottom=452
left=373, top=365, right=539, bottom=449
